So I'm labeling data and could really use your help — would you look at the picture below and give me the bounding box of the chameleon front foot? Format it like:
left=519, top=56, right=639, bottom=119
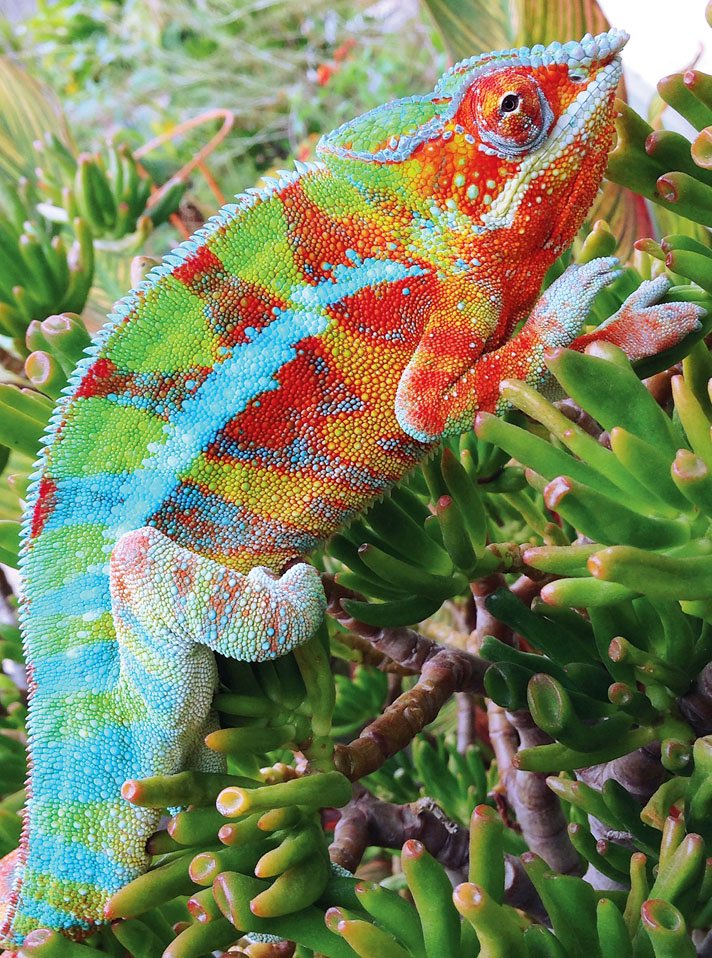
left=571, top=276, right=706, bottom=360
left=526, top=255, right=623, bottom=349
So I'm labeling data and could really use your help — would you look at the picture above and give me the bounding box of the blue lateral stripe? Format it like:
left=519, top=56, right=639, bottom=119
left=29, top=724, right=177, bottom=803
left=28, top=571, right=110, bottom=622
left=39, top=473, right=132, bottom=534
left=36, top=257, right=425, bottom=544
left=109, top=304, right=330, bottom=539
left=16, top=894, right=90, bottom=933
left=27, top=835, right=137, bottom=889
left=292, top=257, right=426, bottom=308
left=30, top=640, right=118, bottom=694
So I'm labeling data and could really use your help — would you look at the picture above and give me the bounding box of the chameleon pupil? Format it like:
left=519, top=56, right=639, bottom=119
left=500, top=93, right=520, bottom=113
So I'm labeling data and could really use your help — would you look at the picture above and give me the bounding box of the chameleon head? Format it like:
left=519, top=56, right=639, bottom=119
left=438, top=28, right=628, bottom=253
left=319, top=29, right=627, bottom=260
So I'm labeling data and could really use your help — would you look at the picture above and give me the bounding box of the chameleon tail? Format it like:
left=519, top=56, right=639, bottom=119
left=0, top=848, right=20, bottom=945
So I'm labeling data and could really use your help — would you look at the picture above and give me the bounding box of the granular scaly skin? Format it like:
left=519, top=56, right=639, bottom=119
left=0, top=29, right=704, bottom=947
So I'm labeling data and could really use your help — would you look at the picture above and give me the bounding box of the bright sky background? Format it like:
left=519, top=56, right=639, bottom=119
left=599, top=0, right=710, bottom=111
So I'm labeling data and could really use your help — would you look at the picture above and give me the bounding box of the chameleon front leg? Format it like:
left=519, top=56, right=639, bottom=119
left=396, top=259, right=617, bottom=438
left=487, top=267, right=705, bottom=409
left=397, top=259, right=704, bottom=438
left=454, top=256, right=626, bottom=415
left=395, top=276, right=502, bottom=442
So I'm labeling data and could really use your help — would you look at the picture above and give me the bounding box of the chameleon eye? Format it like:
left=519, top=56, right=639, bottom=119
left=499, top=92, right=520, bottom=114
left=470, top=70, right=554, bottom=158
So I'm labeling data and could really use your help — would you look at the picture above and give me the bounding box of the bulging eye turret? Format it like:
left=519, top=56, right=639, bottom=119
left=468, top=70, right=554, bottom=158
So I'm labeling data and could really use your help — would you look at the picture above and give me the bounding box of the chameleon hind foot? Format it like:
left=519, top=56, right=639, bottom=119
left=111, top=526, right=326, bottom=665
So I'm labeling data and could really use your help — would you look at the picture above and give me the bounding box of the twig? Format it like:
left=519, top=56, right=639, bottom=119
left=329, top=788, right=547, bottom=918
left=577, top=742, right=666, bottom=802
left=329, top=788, right=468, bottom=874
left=696, top=927, right=712, bottom=957
left=556, top=398, right=607, bottom=440
left=334, top=629, right=412, bottom=675
left=0, top=346, right=25, bottom=376
left=134, top=108, right=234, bottom=237
left=456, top=692, right=475, bottom=752
left=488, top=703, right=581, bottom=876
left=327, top=579, right=487, bottom=682
left=471, top=573, right=513, bottom=648
left=679, top=661, right=712, bottom=738
left=326, top=579, right=488, bottom=780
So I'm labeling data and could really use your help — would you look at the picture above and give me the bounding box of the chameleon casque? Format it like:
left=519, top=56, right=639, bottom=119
left=0, top=27, right=705, bottom=949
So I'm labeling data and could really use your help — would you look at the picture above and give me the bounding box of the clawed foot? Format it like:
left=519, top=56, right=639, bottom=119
left=531, top=256, right=622, bottom=347
left=589, top=276, right=705, bottom=362
left=570, top=255, right=623, bottom=290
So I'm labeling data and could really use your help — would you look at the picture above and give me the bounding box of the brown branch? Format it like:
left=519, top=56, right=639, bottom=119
left=334, top=629, right=412, bottom=675
left=556, top=398, right=608, bottom=441
left=471, top=573, right=513, bottom=648
left=471, top=574, right=549, bottom=652
left=456, top=692, right=476, bottom=752
left=577, top=742, right=666, bottom=803
left=332, top=655, right=484, bottom=780
left=679, top=661, right=712, bottom=738
left=573, top=745, right=666, bottom=890
left=488, top=703, right=581, bottom=876
left=326, top=578, right=488, bottom=682
left=329, top=788, right=548, bottom=919
left=326, top=579, right=488, bottom=780
left=510, top=574, right=548, bottom=606
left=0, top=346, right=25, bottom=376
left=329, top=788, right=468, bottom=874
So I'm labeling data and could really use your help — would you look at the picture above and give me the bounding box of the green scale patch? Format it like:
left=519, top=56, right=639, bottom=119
left=51, top=399, right=167, bottom=478
left=107, top=276, right=215, bottom=374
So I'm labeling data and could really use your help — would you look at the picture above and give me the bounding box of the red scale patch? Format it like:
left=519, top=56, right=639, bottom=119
left=30, top=477, right=58, bottom=539
left=215, top=339, right=334, bottom=463
left=176, top=245, right=287, bottom=351
left=283, top=180, right=364, bottom=279
left=74, top=358, right=119, bottom=400
left=173, top=245, right=223, bottom=287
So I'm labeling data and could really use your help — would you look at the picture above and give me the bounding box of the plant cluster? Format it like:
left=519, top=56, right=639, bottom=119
left=2, top=1, right=712, bottom=957
left=0, top=0, right=444, bottom=196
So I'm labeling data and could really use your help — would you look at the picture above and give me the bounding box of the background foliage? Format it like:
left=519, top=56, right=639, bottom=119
left=2, top=1, right=712, bottom=956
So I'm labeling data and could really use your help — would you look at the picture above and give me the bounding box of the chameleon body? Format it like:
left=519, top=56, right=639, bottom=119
left=0, top=29, right=704, bottom=948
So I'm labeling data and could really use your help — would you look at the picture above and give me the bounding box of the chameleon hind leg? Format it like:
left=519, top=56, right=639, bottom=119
left=100, top=527, right=325, bottom=901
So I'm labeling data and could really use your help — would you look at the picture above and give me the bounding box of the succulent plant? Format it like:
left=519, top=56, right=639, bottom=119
left=33, top=133, right=186, bottom=243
